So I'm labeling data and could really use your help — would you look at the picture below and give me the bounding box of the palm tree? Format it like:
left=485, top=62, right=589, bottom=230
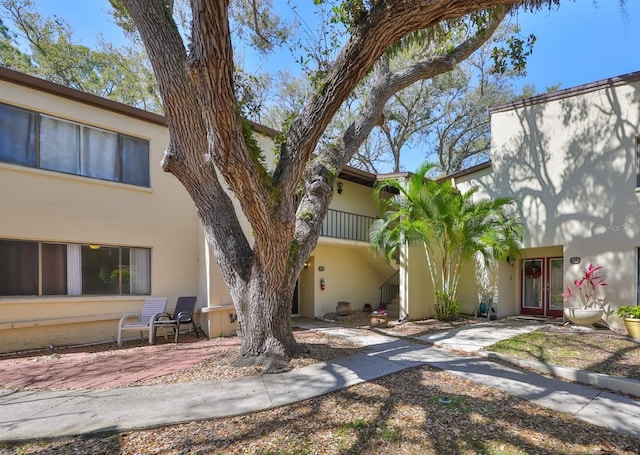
left=370, top=163, right=523, bottom=320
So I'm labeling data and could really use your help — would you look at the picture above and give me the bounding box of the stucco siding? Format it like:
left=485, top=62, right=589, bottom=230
left=0, top=80, right=202, bottom=351
left=460, top=77, right=640, bottom=328
left=329, top=179, right=380, bottom=217
left=307, top=243, right=392, bottom=318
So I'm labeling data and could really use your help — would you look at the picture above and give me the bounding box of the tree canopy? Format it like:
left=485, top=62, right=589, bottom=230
left=2, top=0, right=582, bottom=372
left=0, top=0, right=161, bottom=111
left=110, top=0, right=573, bottom=372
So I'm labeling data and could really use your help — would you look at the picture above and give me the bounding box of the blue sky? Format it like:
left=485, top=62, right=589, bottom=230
left=28, top=0, right=640, bottom=171
left=512, top=0, right=638, bottom=92
left=33, top=0, right=639, bottom=93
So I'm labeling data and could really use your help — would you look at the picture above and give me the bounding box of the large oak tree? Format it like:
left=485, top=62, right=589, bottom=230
left=117, top=0, right=559, bottom=372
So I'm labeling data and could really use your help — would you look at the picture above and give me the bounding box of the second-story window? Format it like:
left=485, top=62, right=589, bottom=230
left=636, top=137, right=640, bottom=188
left=0, top=102, right=150, bottom=187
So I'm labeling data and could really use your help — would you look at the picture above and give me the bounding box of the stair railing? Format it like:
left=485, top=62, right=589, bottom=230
left=378, top=270, right=400, bottom=308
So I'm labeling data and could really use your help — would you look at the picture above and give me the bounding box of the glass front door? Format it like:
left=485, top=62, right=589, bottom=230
left=548, top=258, right=564, bottom=316
left=521, top=257, right=563, bottom=317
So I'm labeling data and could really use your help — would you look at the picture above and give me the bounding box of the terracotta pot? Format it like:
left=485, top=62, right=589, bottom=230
left=370, top=316, right=388, bottom=328
left=623, top=317, right=640, bottom=340
left=336, top=301, right=352, bottom=316
left=563, top=308, right=604, bottom=326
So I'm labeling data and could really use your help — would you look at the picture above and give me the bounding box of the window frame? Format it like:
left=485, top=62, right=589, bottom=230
left=636, top=136, right=640, bottom=189
left=0, top=239, right=151, bottom=297
left=0, top=102, right=150, bottom=188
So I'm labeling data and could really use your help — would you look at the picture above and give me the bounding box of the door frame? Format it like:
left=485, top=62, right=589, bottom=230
left=521, top=257, right=563, bottom=317
left=292, top=280, right=299, bottom=315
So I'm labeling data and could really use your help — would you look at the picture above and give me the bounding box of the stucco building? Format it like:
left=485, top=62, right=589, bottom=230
left=2, top=66, right=638, bottom=353
left=0, top=68, right=396, bottom=353
left=455, top=71, right=640, bottom=328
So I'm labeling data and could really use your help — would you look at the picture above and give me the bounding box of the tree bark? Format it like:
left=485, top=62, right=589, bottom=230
left=119, top=0, right=540, bottom=372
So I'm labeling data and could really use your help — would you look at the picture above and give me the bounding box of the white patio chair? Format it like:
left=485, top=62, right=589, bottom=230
left=117, top=297, right=167, bottom=346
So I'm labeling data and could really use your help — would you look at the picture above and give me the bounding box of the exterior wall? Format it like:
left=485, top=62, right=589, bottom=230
left=296, top=176, right=396, bottom=319
left=0, top=79, right=202, bottom=352
left=457, top=263, right=479, bottom=315
left=305, top=241, right=394, bottom=318
left=400, top=243, right=434, bottom=320
left=495, top=260, right=518, bottom=318
left=0, top=71, right=424, bottom=352
left=329, top=178, right=380, bottom=216
left=298, top=255, right=316, bottom=318
left=459, top=75, right=640, bottom=328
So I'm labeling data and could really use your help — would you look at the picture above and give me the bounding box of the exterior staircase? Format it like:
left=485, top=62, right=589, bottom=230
left=378, top=271, right=400, bottom=320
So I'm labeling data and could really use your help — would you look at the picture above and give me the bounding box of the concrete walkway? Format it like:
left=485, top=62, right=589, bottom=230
left=1, top=320, right=639, bottom=442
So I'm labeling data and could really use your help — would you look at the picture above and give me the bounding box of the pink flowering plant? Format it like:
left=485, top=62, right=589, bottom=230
left=563, top=264, right=608, bottom=309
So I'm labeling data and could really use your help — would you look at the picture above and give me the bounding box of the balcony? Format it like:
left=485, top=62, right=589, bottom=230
left=321, top=209, right=377, bottom=243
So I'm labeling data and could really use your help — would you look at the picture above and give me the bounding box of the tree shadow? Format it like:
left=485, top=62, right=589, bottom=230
left=486, top=327, right=640, bottom=381
left=472, top=78, right=640, bottom=321
left=58, top=365, right=639, bottom=454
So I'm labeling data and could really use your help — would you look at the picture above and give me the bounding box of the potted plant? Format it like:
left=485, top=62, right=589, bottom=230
left=563, top=264, right=607, bottom=326
left=616, top=306, right=640, bottom=339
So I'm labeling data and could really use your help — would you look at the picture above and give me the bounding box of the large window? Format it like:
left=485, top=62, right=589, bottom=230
left=0, top=102, right=150, bottom=187
left=0, top=239, right=150, bottom=297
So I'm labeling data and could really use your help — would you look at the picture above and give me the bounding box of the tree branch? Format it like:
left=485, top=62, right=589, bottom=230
left=276, top=1, right=515, bottom=187
left=120, top=0, right=254, bottom=281
left=250, top=0, right=272, bottom=46
left=188, top=0, right=288, bottom=247
left=289, top=5, right=510, bottom=269
left=333, top=5, right=510, bottom=168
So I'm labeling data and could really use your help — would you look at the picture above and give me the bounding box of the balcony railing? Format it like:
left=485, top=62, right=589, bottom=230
left=321, top=209, right=377, bottom=242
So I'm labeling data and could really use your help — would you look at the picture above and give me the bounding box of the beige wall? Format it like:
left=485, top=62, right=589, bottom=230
left=298, top=255, right=316, bottom=317
left=0, top=74, right=443, bottom=352
left=296, top=178, right=396, bottom=319
left=400, top=243, right=434, bottom=320
left=306, top=241, right=394, bottom=318
left=460, top=78, right=640, bottom=328
left=457, top=263, right=479, bottom=315
left=329, top=179, right=380, bottom=216
left=0, top=81, right=202, bottom=352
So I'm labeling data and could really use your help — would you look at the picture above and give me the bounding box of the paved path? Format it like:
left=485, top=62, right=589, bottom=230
left=1, top=320, right=639, bottom=442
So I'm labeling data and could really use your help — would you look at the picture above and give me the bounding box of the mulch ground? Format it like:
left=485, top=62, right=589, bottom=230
left=2, top=316, right=640, bottom=454
left=2, top=365, right=639, bottom=455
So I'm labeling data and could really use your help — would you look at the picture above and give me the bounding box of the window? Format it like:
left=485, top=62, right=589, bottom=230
left=121, top=135, right=150, bottom=187
left=637, top=138, right=640, bottom=188
left=0, top=239, right=150, bottom=297
left=0, top=240, right=38, bottom=295
left=82, top=126, right=118, bottom=180
left=0, top=103, right=36, bottom=166
left=40, top=115, right=81, bottom=174
left=0, top=102, right=150, bottom=187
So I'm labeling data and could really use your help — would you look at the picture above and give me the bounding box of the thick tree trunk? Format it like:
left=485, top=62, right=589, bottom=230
left=194, top=195, right=301, bottom=372
left=119, top=0, right=529, bottom=374
left=234, top=266, right=298, bottom=373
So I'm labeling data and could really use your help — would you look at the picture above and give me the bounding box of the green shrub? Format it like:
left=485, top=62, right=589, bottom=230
left=434, top=290, right=460, bottom=321
left=616, top=305, right=640, bottom=319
